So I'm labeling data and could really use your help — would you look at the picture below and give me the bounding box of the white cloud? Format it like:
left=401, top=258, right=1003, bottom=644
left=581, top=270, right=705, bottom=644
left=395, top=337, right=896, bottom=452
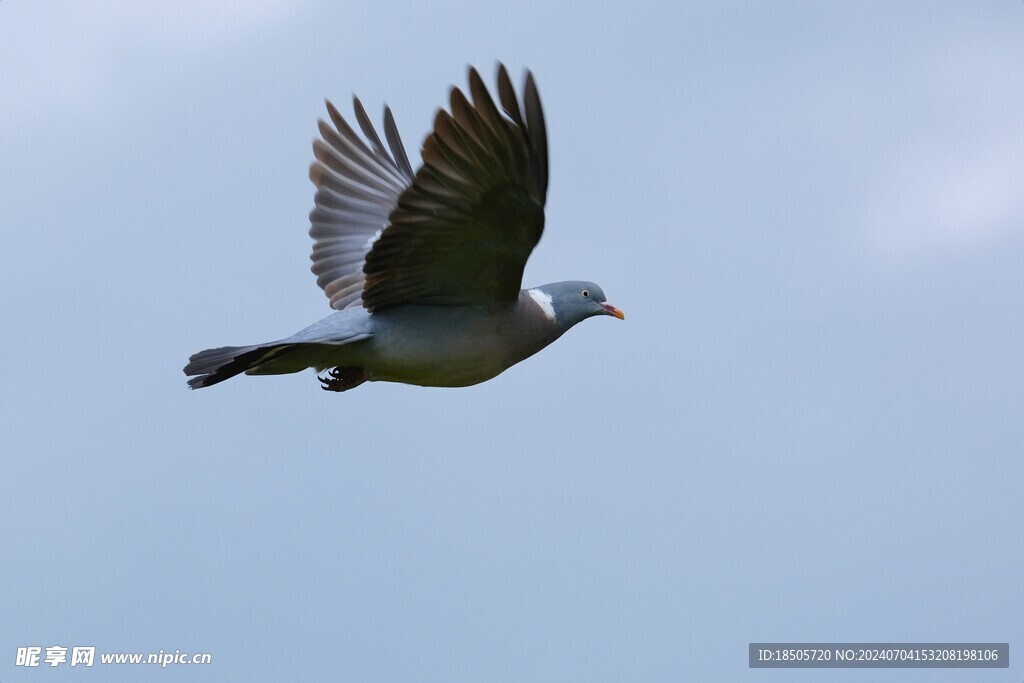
left=858, top=36, right=1024, bottom=254
left=867, top=132, right=1024, bottom=253
left=90, top=0, right=296, bottom=45
left=0, top=0, right=299, bottom=126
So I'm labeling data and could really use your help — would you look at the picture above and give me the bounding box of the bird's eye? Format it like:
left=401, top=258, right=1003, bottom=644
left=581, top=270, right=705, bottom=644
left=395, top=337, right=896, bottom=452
left=581, top=289, right=590, bottom=299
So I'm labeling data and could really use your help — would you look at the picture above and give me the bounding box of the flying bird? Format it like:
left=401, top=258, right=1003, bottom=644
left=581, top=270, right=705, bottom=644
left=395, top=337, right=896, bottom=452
left=184, top=65, right=623, bottom=392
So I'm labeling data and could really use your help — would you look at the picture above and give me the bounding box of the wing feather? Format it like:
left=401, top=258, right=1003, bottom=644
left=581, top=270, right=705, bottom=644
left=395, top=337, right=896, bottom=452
left=308, top=64, right=547, bottom=312
left=361, top=65, right=547, bottom=311
left=308, top=96, right=414, bottom=309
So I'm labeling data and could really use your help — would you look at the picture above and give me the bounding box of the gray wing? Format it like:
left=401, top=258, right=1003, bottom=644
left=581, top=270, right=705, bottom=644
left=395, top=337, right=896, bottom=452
left=360, top=65, right=548, bottom=311
left=309, top=97, right=415, bottom=310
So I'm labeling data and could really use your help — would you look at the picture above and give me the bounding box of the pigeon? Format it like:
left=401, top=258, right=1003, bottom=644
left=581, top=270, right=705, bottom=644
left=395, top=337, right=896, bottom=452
left=184, top=64, right=623, bottom=392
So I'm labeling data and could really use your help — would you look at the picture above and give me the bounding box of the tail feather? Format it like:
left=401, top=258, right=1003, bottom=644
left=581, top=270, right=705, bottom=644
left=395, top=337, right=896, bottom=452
left=184, top=344, right=296, bottom=389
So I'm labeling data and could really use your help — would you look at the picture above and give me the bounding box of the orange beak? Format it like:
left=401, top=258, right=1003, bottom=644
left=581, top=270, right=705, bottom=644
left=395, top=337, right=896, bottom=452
left=601, top=303, right=625, bottom=320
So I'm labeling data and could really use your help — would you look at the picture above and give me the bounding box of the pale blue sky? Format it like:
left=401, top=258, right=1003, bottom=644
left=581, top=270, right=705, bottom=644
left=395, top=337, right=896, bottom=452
left=2, top=1, right=1022, bottom=681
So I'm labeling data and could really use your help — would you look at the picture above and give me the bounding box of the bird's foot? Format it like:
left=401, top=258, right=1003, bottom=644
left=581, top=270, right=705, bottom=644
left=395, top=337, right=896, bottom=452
left=318, top=366, right=368, bottom=392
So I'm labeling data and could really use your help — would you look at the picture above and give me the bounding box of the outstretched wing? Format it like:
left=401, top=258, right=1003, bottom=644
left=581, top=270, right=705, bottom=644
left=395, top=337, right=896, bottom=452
left=360, top=65, right=548, bottom=311
left=309, top=97, right=415, bottom=310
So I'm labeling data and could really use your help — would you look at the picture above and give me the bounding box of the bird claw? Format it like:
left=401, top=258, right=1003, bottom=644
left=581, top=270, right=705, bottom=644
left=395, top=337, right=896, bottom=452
left=318, top=366, right=368, bottom=392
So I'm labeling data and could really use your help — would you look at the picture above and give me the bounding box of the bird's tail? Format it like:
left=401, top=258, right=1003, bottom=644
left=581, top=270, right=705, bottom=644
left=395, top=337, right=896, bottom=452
left=184, top=343, right=298, bottom=389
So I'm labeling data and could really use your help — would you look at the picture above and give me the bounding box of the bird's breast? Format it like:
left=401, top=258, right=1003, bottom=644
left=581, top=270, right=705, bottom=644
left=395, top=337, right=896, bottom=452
left=360, top=303, right=559, bottom=387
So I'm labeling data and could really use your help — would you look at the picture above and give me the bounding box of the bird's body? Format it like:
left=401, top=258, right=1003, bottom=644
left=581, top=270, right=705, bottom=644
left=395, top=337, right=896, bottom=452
left=343, top=292, right=559, bottom=387
left=185, top=66, right=622, bottom=392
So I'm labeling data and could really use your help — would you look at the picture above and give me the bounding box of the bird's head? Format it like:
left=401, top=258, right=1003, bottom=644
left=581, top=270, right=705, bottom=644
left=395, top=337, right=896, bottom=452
left=528, top=281, right=625, bottom=331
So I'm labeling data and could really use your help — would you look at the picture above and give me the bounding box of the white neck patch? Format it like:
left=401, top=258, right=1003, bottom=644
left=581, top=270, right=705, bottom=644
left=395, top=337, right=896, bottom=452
left=527, top=288, right=556, bottom=322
